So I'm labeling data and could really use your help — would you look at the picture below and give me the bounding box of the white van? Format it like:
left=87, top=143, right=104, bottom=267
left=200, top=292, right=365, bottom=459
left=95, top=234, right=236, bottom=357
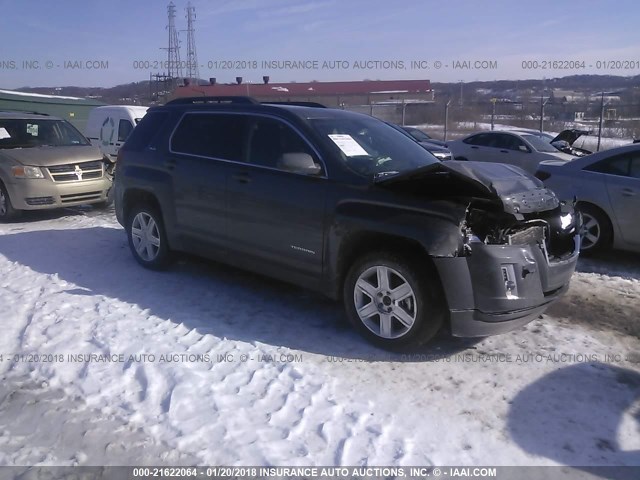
left=85, top=105, right=148, bottom=160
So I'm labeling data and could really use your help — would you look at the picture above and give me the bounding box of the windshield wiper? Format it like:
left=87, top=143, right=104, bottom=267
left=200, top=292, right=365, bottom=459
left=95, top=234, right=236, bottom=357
left=373, top=163, right=442, bottom=183
left=373, top=171, right=401, bottom=180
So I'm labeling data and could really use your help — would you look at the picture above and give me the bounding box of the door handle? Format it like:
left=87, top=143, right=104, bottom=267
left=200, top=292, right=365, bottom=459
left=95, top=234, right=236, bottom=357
left=500, top=150, right=508, bottom=153
left=165, top=159, right=176, bottom=171
left=232, top=172, right=251, bottom=184
left=622, top=188, right=636, bottom=197
left=470, top=146, right=479, bottom=149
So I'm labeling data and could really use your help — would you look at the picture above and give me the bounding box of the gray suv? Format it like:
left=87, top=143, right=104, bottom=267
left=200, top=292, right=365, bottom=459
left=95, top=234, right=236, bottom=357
left=0, top=111, right=113, bottom=221
left=115, top=97, right=580, bottom=349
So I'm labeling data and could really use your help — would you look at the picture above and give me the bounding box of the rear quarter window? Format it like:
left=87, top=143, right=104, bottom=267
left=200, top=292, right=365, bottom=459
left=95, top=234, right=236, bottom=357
left=124, top=111, right=170, bottom=151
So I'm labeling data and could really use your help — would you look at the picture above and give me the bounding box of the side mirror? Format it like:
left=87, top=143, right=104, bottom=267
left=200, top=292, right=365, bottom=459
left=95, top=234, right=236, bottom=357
left=278, top=153, right=322, bottom=175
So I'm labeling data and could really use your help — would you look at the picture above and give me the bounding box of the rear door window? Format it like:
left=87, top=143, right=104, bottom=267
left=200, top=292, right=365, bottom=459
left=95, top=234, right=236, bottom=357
left=171, top=113, right=246, bottom=161
left=463, top=133, right=492, bottom=146
left=585, top=154, right=630, bottom=176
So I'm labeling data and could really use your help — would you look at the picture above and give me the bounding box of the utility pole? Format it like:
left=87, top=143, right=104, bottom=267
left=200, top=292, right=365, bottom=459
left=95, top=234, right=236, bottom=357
left=184, top=2, right=199, bottom=84
left=490, top=98, right=497, bottom=131
left=595, top=90, right=621, bottom=152
left=444, top=99, right=451, bottom=141
left=539, top=94, right=549, bottom=133
left=458, top=81, right=463, bottom=106
left=597, top=91, right=605, bottom=152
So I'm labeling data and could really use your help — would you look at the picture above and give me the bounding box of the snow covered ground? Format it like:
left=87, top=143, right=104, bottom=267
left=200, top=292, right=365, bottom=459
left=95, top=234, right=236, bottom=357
left=0, top=207, right=639, bottom=468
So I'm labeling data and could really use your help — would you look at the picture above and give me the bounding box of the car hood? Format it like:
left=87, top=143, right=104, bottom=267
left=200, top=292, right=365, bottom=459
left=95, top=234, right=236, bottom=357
left=0, top=145, right=104, bottom=166
left=550, top=129, right=590, bottom=146
left=375, top=160, right=559, bottom=214
left=544, top=151, right=576, bottom=162
left=418, top=142, right=450, bottom=153
left=420, top=138, right=447, bottom=147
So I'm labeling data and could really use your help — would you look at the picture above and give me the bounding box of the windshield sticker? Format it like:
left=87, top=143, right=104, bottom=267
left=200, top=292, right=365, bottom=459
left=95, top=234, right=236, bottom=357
left=26, top=123, right=39, bottom=136
left=328, top=134, right=369, bottom=157
left=0, top=128, right=10, bottom=139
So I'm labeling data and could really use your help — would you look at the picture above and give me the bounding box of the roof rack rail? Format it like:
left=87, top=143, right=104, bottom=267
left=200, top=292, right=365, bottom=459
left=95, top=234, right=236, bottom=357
left=0, top=110, right=50, bottom=116
left=262, top=101, right=327, bottom=108
left=165, top=96, right=258, bottom=105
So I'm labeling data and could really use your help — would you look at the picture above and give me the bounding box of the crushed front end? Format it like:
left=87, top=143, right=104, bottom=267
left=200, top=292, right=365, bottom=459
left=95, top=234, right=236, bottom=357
left=434, top=188, right=581, bottom=337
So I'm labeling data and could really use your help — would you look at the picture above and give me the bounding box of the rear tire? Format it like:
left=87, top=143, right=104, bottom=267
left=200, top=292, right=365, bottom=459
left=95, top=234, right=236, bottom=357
left=126, top=204, right=171, bottom=270
left=0, top=181, right=21, bottom=222
left=577, top=204, right=612, bottom=255
left=343, top=252, right=445, bottom=350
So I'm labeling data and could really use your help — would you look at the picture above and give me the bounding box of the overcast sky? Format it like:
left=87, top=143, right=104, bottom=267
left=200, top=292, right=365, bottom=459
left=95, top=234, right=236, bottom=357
left=1, top=0, right=639, bottom=88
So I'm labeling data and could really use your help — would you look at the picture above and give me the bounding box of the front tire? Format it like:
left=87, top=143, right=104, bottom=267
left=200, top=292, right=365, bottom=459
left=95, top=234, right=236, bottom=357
left=0, top=181, right=21, bottom=222
left=126, top=204, right=171, bottom=269
left=578, top=204, right=612, bottom=255
left=343, top=252, right=445, bottom=349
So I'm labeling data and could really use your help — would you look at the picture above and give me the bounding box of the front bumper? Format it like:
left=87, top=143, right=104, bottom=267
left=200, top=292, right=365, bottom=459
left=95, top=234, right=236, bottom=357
left=433, top=235, right=580, bottom=337
left=4, top=177, right=112, bottom=210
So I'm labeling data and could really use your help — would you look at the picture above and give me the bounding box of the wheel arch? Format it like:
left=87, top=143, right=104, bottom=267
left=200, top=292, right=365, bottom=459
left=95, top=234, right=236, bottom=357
left=332, top=231, right=445, bottom=301
left=122, top=188, right=163, bottom=225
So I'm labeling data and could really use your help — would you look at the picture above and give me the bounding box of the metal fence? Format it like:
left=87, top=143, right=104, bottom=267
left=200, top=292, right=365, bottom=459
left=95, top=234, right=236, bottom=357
left=343, top=100, right=640, bottom=149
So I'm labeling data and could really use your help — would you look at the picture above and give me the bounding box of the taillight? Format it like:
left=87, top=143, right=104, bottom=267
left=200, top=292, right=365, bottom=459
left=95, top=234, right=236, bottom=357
left=535, top=170, right=551, bottom=181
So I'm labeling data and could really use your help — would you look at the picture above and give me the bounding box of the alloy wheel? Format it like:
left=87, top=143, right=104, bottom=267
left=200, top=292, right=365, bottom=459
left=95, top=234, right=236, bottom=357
left=131, top=212, right=161, bottom=261
left=0, top=189, right=6, bottom=217
left=580, top=212, right=601, bottom=250
left=353, top=265, right=417, bottom=339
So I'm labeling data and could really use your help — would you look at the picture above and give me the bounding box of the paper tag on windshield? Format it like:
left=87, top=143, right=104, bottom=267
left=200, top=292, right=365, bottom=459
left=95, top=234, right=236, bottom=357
left=0, top=128, right=10, bottom=139
left=328, top=134, right=368, bottom=157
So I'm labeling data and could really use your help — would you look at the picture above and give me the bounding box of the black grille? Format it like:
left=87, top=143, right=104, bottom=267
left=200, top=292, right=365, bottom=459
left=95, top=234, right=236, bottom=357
left=25, top=196, right=55, bottom=206
left=60, top=191, right=102, bottom=203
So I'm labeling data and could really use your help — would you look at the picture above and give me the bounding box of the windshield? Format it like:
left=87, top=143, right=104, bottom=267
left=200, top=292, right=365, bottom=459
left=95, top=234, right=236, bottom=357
left=521, top=134, right=558, bottom=153
left=309, top=115, right=439, bottom=177
left=0, top=118, right=89, bottom=149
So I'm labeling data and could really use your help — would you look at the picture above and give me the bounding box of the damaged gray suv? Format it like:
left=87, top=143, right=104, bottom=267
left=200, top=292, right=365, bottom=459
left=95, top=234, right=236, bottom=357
left=115, top=97, right=581, bottom=349
left=0, top=111, right=112, bottom=221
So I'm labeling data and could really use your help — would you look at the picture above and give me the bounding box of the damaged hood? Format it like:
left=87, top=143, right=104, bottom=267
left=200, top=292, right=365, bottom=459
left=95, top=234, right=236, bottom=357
left=375, top=160, right=559, bottom=214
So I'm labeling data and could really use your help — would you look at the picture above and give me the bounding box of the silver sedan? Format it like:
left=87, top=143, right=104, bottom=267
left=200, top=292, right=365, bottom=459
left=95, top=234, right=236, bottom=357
left=536, top=144, right=640, bottom=254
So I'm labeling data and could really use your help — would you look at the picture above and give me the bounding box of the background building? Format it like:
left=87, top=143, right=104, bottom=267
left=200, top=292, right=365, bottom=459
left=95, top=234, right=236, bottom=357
left=0, top=89, right=105, bottom=131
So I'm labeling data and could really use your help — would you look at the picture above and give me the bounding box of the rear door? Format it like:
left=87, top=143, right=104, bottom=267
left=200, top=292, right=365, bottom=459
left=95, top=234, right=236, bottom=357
left=495, top=133, right=538, bottom=173
left=168, top=112, right=247, bottom=249
left=459, top=132, right=496, bottom=162
left=604, top=152, right=640, bottom=246
left=227, top=114, right=328, bottom=282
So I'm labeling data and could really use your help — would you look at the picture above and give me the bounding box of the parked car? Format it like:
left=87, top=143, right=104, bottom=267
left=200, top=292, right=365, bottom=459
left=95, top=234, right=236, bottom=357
left=0, top=111, right=113, bottom=221
left=508, top=128, right=592, bottom=157
left=536, top=144, right=640, bottom=254
left=115, top=97, right=580, bottom=349
left=85, top=105, right=148, bottom=161
left=447, top=130, right=575, bottom=174
left=386, top=123, right=452, bottom=160
left=400, top=126, right=447, bottom=147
